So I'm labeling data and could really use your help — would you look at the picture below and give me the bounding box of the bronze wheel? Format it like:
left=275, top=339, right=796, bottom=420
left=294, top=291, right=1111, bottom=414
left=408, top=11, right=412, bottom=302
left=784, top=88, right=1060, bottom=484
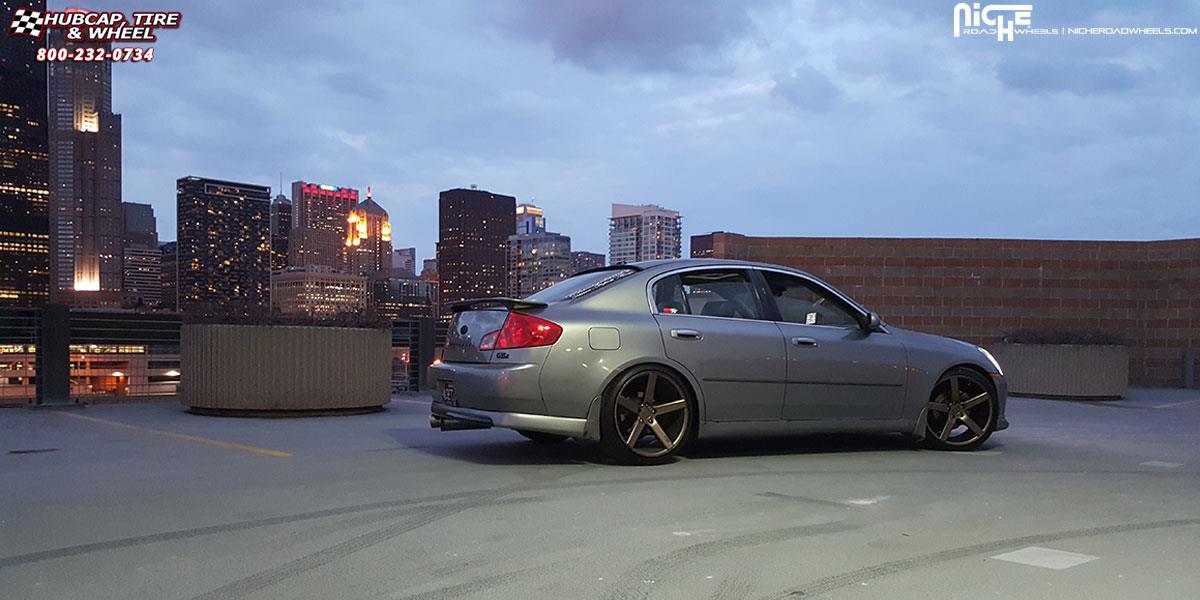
left=600, top=366, right=694, bottom=464
left=925, top=367, right=997, bottom=450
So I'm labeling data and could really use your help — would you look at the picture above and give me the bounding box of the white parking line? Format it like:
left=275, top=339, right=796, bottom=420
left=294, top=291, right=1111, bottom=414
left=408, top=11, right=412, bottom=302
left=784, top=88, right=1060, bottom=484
left=991, top=546, right=1099, bottom=570
left=1140, top=461, right=1184, bottom=468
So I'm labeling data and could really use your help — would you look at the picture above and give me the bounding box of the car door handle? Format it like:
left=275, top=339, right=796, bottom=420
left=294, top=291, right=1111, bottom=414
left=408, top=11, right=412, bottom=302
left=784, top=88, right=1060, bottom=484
left=671, top=329, right=702, bottom=340
left=791, top=336, right=818, bottom=347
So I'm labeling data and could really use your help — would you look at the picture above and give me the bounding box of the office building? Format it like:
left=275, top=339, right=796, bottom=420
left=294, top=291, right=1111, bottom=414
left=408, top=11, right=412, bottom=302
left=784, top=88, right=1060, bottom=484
left=507, top=205, right=571, bottom=297
left=0, top=0, right=50, bottom=306
left=121, top=202, right=156, bottom=249
left=271, top=266, right=367, bottom=319
left=437, top=187, right=515, bottom=313
left=269, top=192, right=291, bottom=272
left=609, top=203, right=681, bottom=265
left=371, top=275, right=435, bottom=320
left=47, top=25, right=123, bottom=304
left=392, top=247, right=416, bottom=278
left=122, top=245, right=161, bottom=307
left=515, top=203, right=545, bottom=235
left=288, top=181, right=357, bottom=269
left=176, top=176, right=271, bottom=316
left=345, top=187, right=392, bottom=277
left=159, top=241, right=177, bottom=311
left=570, top=250, right=605, bottom=274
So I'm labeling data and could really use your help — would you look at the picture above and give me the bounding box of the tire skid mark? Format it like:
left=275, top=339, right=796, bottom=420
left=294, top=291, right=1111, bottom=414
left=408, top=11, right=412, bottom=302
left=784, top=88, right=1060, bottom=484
left=762, top=518, right=1200, bottom=599
left=0, top=490, right=491, bottom=569
left=602, top=521, right=860, bottom=600
left=3, top=466, right=1192, bottom=571
left=390, top=562, right=565, bottom=600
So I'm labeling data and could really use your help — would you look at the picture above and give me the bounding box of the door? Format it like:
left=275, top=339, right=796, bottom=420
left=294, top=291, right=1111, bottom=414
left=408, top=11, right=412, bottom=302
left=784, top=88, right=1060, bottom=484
left=757, top=270, right=908, bottom=420
left=651, top=269, right=786, bottom=421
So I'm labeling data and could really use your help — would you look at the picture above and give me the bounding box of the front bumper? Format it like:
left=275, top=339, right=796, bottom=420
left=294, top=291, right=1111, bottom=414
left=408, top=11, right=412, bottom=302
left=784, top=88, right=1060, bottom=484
left=430, top=400, right=588, bottom=438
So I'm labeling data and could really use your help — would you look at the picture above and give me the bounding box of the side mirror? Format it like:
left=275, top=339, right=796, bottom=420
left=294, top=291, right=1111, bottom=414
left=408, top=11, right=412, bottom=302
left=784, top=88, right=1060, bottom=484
left=863, top=311, right=882, bottom=332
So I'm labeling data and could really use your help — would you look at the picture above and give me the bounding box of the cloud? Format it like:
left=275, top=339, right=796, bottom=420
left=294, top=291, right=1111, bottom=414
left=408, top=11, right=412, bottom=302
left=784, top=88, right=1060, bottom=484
left=500, top=0, right=777, bottom=74
left=771, top=64, right=842, bottom=112
left=997, top=57, right=1146, bottom=95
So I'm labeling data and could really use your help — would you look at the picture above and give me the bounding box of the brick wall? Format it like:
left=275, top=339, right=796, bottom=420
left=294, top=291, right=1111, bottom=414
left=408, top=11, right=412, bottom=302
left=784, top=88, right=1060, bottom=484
left=694, top=232, right=1200, bottom=387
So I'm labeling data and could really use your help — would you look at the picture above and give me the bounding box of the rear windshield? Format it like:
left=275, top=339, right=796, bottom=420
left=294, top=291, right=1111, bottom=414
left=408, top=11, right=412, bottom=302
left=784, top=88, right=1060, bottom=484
left=525, top=268, right=636, bottom=303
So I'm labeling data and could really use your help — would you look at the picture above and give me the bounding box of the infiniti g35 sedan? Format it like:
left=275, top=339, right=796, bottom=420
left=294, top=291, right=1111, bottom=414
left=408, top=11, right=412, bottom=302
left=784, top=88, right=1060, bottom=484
left=430, top=259, right=1008, bottom=464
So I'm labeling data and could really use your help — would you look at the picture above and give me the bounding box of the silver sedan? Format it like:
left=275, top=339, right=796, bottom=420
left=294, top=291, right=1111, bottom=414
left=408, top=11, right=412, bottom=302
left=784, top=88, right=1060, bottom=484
left=430, top=259, right=1007, bottom=464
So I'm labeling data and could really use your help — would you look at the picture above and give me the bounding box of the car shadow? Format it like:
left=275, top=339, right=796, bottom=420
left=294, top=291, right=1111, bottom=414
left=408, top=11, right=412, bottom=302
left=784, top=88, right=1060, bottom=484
left=383, top=427, right=601, bottom=466
left=388, top=427, right=1001, bottom=466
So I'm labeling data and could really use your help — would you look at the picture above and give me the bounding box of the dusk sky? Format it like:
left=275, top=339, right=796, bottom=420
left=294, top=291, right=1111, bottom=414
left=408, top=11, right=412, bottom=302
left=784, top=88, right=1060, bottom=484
left=51, top=0, right=1199, bottom=262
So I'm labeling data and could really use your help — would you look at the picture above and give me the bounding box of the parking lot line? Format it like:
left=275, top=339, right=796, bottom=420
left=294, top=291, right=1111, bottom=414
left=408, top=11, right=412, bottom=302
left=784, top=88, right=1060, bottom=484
left=57, top=412, right=292, bottom=458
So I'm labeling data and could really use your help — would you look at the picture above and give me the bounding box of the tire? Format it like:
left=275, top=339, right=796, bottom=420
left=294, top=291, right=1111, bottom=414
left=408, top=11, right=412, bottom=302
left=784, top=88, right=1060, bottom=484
left=923, top=366, right=998, bottom=451
left=599, top=365, right=696, bottom=465
left=516, top=430, right=569, bottom=444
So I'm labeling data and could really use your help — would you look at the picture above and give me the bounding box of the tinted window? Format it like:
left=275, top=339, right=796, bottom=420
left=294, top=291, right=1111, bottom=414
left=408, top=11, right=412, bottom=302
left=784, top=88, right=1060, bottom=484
left=525, top=267, right=636, bottom=302
left=653, top=269, right=763, bottom=320
left=762, top=271, right=859, bottom=327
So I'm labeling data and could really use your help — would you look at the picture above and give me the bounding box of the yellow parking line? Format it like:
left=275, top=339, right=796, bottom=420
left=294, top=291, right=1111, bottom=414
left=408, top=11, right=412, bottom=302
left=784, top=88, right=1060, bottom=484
left=58, top=412, right=292, bottom=458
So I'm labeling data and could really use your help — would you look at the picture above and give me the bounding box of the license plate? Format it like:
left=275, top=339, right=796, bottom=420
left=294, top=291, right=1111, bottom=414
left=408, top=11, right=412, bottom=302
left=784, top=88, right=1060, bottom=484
left=440, top=381, right=456, bottom=406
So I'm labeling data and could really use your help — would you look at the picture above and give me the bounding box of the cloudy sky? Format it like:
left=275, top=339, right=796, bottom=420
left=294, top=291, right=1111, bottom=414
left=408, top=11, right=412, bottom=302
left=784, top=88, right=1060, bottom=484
left=50, top=0, right=1200, bottom=262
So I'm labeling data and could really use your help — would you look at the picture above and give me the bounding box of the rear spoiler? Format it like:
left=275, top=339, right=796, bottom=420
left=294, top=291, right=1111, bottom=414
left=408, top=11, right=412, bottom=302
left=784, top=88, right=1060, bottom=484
left=447, top=297, right=549, bottom=313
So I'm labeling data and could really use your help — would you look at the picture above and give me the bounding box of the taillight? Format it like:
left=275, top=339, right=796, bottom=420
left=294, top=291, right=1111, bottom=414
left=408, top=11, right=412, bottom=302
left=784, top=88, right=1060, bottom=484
left=478, top=312, right=563, bottom=350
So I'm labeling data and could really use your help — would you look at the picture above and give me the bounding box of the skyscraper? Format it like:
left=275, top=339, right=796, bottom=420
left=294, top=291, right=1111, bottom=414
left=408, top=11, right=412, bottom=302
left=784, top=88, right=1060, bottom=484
left=176, top=177, right=271, bottom=316
left=47, top=23, right=123, bottom=304
left=344, top=187, right=392, bottom=277
left=570, top=250, right=605, bottom=274
left=515, top=203, right=545, bottom=235
left=121, top=202, right=157, bottom=249
left=0, top=0, right=50, bottom=306
left=438, top=188, right=515, bottom=313
left=122, top=246, right=161, bottom=307
left=269, top=192, right=291, bottom=272
left=609, top=203, right=682, bottom=265
left=392, top=247, right=416, bottom=278
left=159, top=241, right=177, bottom=312
left=507, top=204, right=571, bottom=297
left=288, top=181, right=357, bottom=269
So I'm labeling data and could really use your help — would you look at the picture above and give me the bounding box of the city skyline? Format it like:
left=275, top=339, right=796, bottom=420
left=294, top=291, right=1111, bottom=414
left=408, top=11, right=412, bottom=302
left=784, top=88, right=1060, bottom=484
left=45, top=1, right=1198, bottom=268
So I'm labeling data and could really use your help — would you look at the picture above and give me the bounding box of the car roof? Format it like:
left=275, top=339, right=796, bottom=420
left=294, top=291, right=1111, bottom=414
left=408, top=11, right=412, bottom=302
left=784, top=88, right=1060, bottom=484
left=626, top=258, right=813, bottom=278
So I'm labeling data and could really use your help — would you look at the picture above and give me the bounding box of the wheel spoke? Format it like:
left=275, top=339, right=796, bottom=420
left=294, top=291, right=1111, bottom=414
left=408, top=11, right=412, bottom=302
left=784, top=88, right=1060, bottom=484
left=655, top=399, right=687, bottom=415
left=962, top=392, right=989, bottom=409
left=648, top=420, right=673, bottom=449
left=939, top=414, right=958, bottom=440
left=625, top=420, right=645, bottom=446
left=961, top=414, right=984, bottom=435
left=616, top=395, right=640, bottom=415
left=643, top=373, right=658, bottom=403
left=927, top=402, right=950, bottom=413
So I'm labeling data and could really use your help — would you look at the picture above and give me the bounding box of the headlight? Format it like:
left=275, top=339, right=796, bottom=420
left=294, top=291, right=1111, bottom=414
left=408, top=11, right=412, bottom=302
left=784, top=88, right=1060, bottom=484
left=978, top=347, right=1003, bottom=376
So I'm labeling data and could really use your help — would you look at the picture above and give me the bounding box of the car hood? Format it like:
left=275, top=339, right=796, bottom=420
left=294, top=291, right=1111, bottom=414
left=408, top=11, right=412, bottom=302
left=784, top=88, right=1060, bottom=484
left=889, top=326, right=981, bottom=359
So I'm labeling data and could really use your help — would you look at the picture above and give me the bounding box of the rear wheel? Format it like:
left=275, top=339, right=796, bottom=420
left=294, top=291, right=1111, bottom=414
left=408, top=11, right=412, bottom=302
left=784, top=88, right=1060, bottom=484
left=924, top=367, right=997, bottom=451
left=516, top=430, right=568, bottom=443
left=599, top=366, right=695, bottom=465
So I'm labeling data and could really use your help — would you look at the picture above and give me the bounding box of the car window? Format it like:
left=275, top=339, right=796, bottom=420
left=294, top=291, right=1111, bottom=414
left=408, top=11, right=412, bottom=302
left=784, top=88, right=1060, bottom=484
left=762, top=270, right=859, bottom=327
left=653, top=269, right=763, bottom=319
left=526, top=267, right=636, bottom=302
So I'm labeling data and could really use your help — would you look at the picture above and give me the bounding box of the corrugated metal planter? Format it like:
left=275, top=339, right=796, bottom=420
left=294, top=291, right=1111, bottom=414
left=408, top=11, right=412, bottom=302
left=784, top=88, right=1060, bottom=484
left=181, top=324, right=391, bottom=414
left=986, top=343, right=1129, bottom=399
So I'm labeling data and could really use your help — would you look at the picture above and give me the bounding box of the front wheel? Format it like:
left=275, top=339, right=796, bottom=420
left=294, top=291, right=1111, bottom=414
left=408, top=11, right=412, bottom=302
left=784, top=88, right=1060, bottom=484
left=924, top=367, right=998, bottom=451
left=599, top=366, right=695, bottom=465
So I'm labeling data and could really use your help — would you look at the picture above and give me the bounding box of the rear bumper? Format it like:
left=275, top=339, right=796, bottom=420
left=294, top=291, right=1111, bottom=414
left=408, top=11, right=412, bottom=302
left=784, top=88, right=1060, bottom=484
left=430, top=400, right=587, bottom=437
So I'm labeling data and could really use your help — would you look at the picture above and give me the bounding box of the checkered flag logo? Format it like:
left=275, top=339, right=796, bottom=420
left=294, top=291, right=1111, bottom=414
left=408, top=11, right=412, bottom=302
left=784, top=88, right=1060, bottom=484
left=8, top=7, right=46, bottom=38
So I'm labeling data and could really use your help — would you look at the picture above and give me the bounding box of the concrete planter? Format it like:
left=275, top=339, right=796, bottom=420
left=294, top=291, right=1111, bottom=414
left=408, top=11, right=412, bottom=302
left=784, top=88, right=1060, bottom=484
left=986, top=343, right=1129, bottom=399
left=181, top=324, right=391, bottom=415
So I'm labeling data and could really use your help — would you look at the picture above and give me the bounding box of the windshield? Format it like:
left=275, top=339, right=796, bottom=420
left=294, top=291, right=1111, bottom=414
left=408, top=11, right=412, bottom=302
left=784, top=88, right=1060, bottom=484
left=525, top=268, right=636, bottom=302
